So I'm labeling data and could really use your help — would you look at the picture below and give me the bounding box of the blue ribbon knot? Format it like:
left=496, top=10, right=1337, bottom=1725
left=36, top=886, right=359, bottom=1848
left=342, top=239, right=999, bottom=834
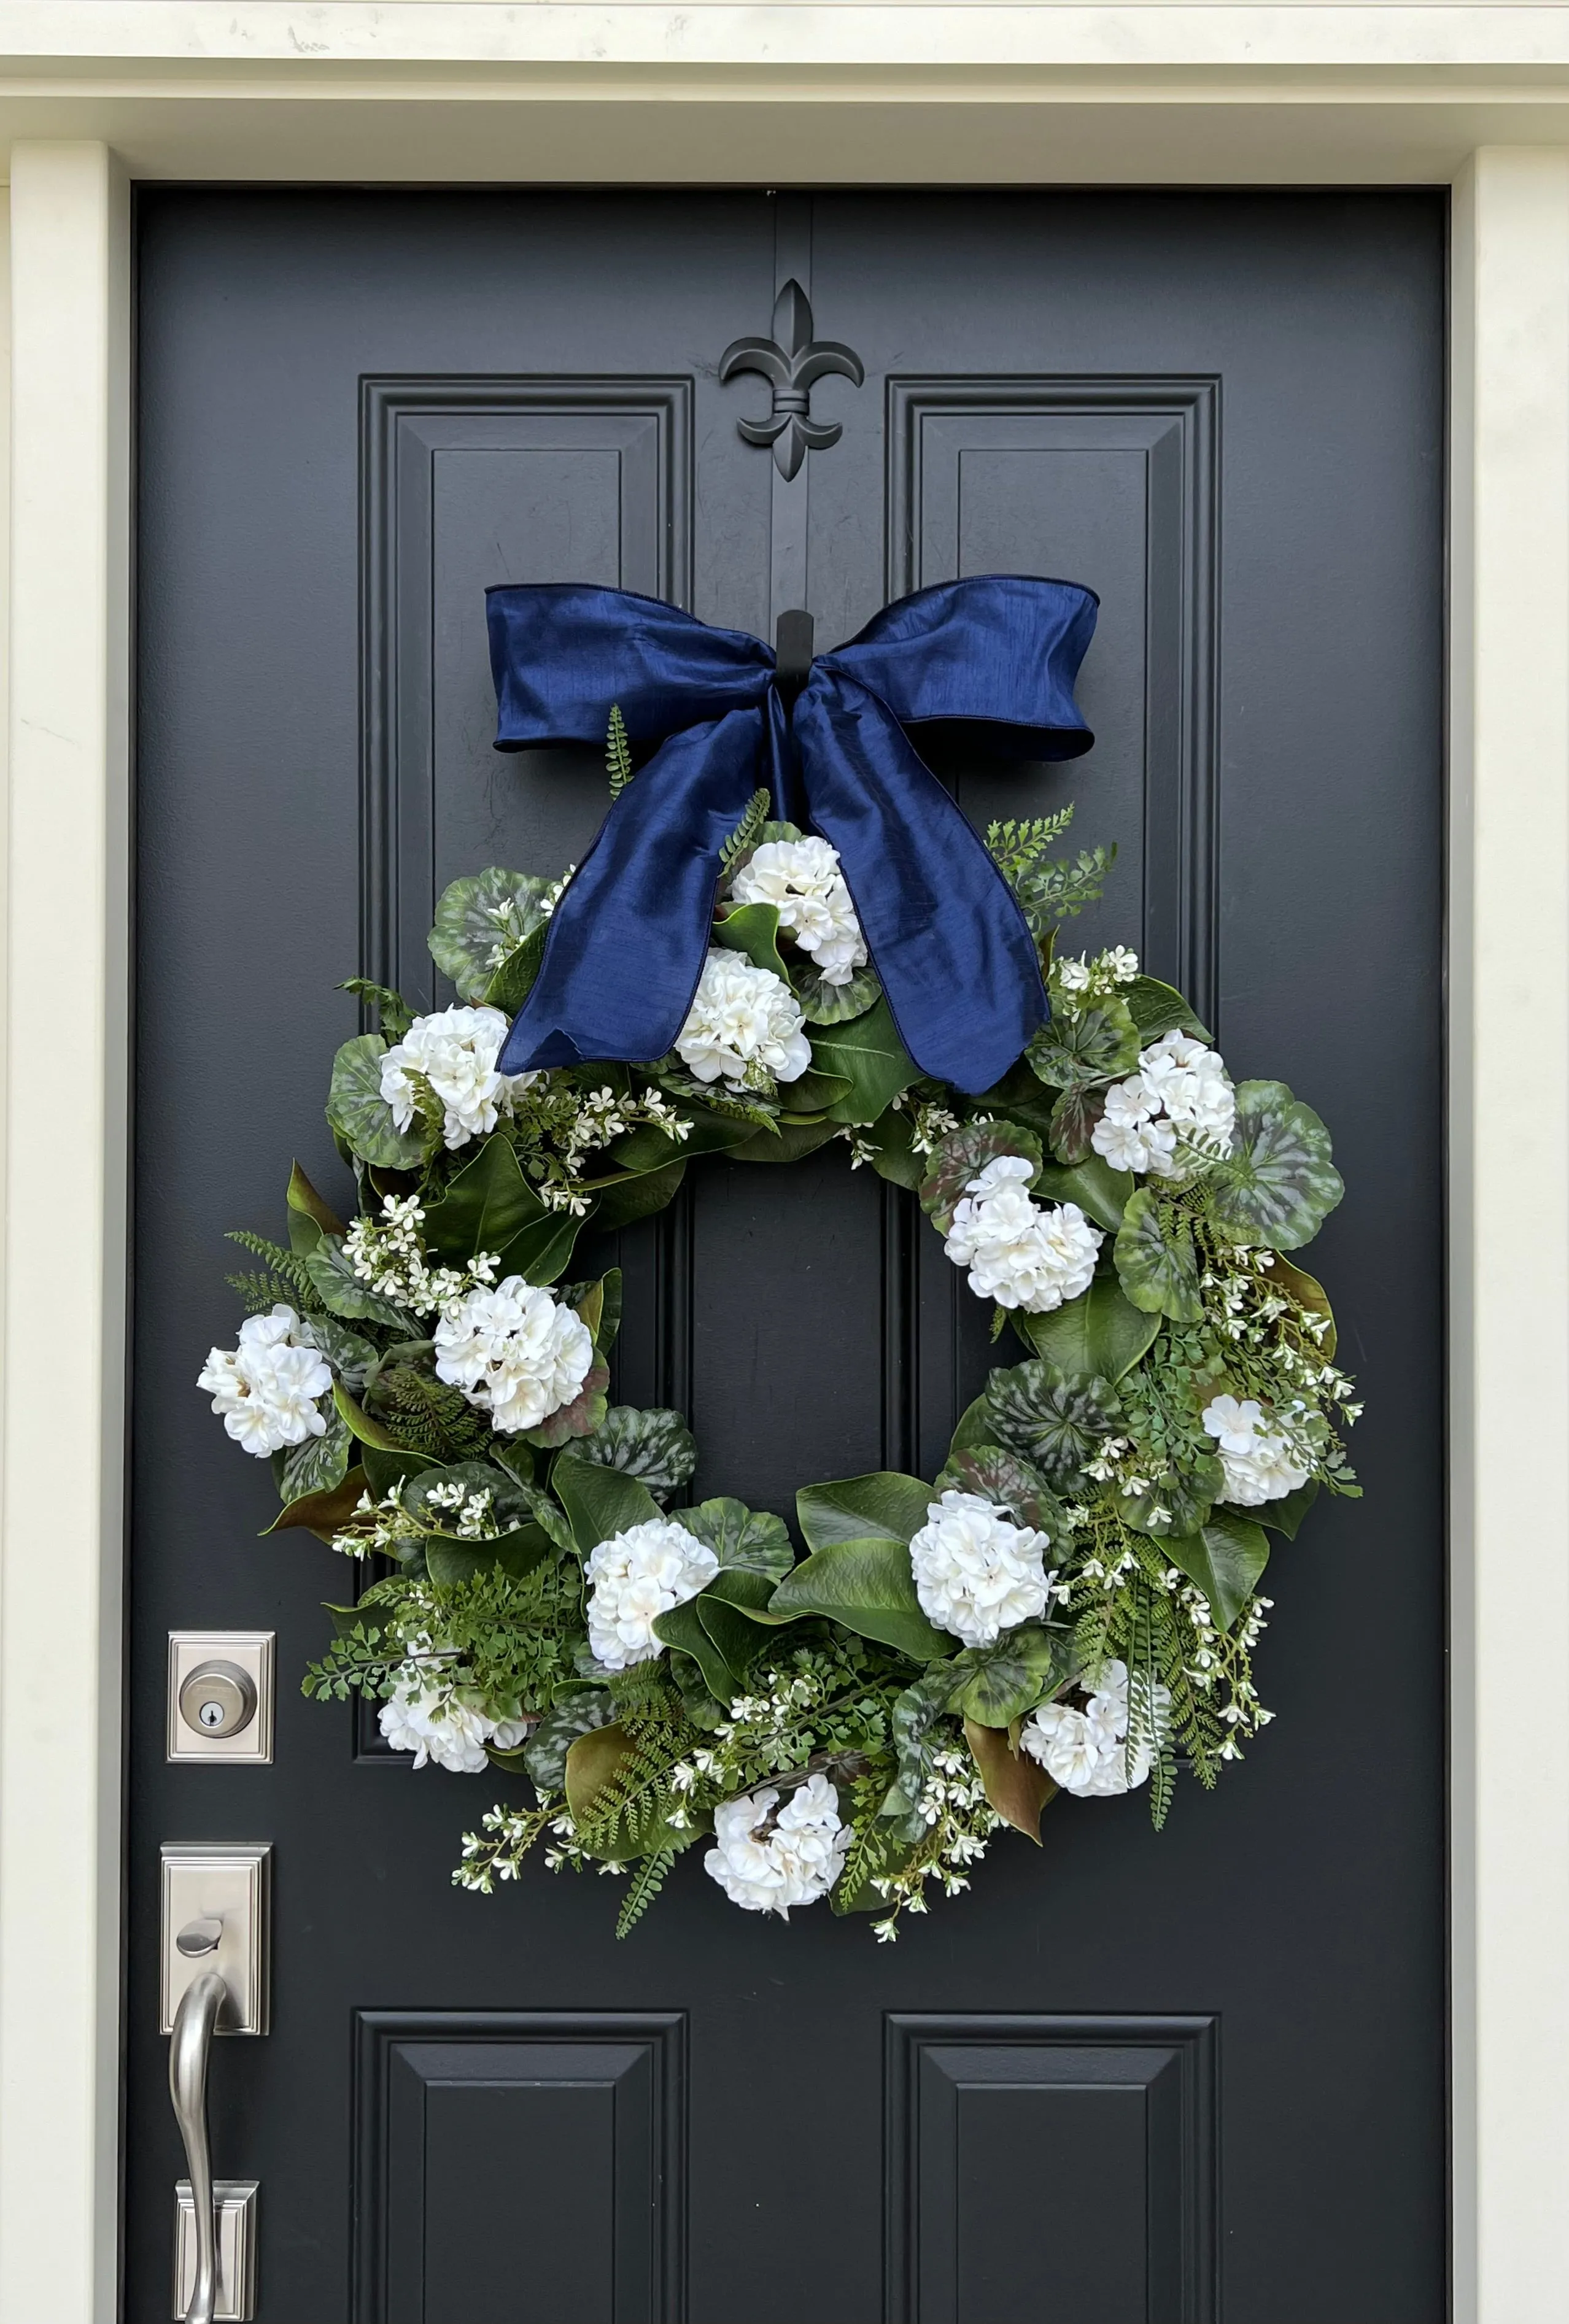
left=486, top=574, right=1098, bottom=1097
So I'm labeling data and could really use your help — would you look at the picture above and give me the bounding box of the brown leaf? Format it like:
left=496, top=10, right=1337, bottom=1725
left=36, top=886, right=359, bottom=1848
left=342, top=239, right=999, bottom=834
left=262, top=1464, right=367, bottom=1543
left=1264, top=1253, right=1338, bottom=1359
left=287, top=1159, right=346, bottom=1240
left=964, top=1716, right=1057, bottom=1843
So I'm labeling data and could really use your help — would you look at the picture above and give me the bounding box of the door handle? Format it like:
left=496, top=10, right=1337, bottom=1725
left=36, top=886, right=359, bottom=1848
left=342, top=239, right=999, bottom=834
left=169, top=1963, right=227, bottom=2324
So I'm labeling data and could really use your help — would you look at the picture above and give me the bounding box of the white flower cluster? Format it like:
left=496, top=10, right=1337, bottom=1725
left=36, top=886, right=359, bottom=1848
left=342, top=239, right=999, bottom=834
left=344, top=1192, right=500, bottom=1316
left=703, top=1774, right=851, bottom=1917
left=1021, top=1660, right=1166, bottom=1796
left=433, top=1277, right=594, bottom=1435
left=1091, top=1028, right=1236, bottom=1178
left=379, top=1005, right=537, bottom=1151
left=584, top=1516, right=719, bottom=1670
left=942, top=1156, right=1103, bottom=1313
left=1201, top=1393, right=1311, bottom=1506
left=908, top=1488, right=1058, bottom=1648
left=675, top=948, right=812, bottom=1089
left=330, top=1488, right=424, bottom=1561
left=729, top=836, right=869, bottom=986
left=379, top=1668, right=530, bottom=1774
left=197, top=1305, right=333, bottom=1457
left=1054, top=944, right=1141, bottom=997
left=542, top=1083, right=692, bottom=1215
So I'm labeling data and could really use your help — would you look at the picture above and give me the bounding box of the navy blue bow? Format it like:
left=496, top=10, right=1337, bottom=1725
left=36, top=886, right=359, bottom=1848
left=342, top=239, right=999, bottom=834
left=486, top=574, right=1098, bottom=1097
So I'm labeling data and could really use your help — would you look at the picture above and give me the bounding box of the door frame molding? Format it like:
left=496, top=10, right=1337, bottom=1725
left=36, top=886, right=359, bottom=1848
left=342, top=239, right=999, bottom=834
left=0, top=28, right=1565, bottom=2317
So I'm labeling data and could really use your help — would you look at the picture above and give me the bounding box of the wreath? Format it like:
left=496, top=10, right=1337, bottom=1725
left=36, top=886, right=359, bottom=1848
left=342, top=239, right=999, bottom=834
left=200, top=604, right=1358, bottom=1942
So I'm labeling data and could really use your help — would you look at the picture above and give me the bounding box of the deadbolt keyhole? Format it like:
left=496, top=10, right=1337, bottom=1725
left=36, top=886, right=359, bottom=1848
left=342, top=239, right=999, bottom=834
left=178, top=1661, right=258, bottom=1740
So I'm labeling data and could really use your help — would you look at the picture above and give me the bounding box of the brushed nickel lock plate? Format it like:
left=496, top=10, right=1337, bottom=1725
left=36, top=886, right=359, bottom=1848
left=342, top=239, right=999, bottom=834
left=173, top=2179, right=258, bottom=2320
left=167, top=1632, right=274, bottom=1763
left=160, top=1842, right=271, bottom=2035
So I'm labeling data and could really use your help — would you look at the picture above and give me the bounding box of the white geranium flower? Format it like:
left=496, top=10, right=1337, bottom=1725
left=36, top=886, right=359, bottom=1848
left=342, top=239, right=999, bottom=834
left=675, top=948, right=812, bottom=1087
left=907, top=1488, right=1054, bottom=1648
left=585, top=1517, right=720, bottom=1670
left=1093, top=1027, right=1235, bottom=1179
left=379, top=1005, right=536, bottom=1151
left=378, top=1673, right=529, bottom=1774
left=1021, top=1659, right=1168, bottom=1796
left=730, top=835, right=869, bottom=986
left=1201, top=1393, right=1312, bottom=1506
left=197, top=1304, right=333, bottom=1457
left=942, top=1156, right=1102, bottom=1313
left=1090, top=1077, right=1178, bottom=1176
left=433, top=1276, right=593, bottom=1435
left=703, top=1773, right=851, bottom=1917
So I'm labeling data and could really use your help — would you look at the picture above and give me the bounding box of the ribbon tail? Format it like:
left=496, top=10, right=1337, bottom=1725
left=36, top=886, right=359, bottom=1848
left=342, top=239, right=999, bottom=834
left=498, top=708, right=767, bottom=1074
left=794, top=671, right=1048, bottom=1095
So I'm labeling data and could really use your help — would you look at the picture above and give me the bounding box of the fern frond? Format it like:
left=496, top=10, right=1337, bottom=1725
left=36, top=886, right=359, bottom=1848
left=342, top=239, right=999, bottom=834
left=227, top=1268, right=305, bottom=1316
left=616, top=1847, right=676, bottom=1937
left=371, top=1365, right=492, bottom=1459
left=606, top=704, right=633, bottom=801
left=719, top=787, right=770, bottom=876
left=224, top=1231, right=322, bottom=1310
left=985, top=807, right=1077, bottom=875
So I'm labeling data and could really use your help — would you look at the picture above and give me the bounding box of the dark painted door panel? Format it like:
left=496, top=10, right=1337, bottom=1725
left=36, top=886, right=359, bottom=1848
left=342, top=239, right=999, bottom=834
left=130, top=189, right=1444, bottom=2322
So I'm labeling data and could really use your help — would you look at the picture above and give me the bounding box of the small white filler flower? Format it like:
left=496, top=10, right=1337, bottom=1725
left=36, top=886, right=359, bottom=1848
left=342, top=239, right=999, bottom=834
left=942, top=1156, right=1102, bottom=1313
left=379, top=1004, right=536, bottom=1151
left=433, top=1277, right=594, bottom=1435
left=703, top=1773, right=851, bottom=1917
left=729, top=836, right=869, bottom=986
left=585, top=1517, right=720, bottom=1670
left=907, top=1488, right=1055, bottom=1648
left=197, top=1305, right=333, bottom=1456
left=675, top=949, right=812, bottom=1087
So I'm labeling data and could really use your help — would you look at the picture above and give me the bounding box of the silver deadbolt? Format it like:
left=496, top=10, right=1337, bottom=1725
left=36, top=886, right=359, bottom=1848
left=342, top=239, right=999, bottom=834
left=179, top=1662, right=257, bottom=1741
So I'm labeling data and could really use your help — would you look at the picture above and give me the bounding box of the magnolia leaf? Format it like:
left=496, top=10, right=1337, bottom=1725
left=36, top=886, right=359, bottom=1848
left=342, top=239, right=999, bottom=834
left=792, top=963, right=881, bottom=1026
left=918, top=1120, right=1042, bottom=1233
left=964, top=1717, right=1056, bottom=1841
left=611, top=1105, right=757, bottom=1172
left=1047, top=1082, right=1107, bottom=1167
left=564, top=1268, right=621, bottom=1353
left=796, top=1470, right=933, bottom=1551
left=782, top=1067, right=856, bottom=1115
left=279, top=1408, right=351, bottom=1503
left=303, top=1239, right=410, bottom=1332
left=578, top=1405, right=698, bottom=1500
left=855, top=1105, right=924, bottom=1191
left=361, top=1442, right=436, bottom=1496
left=1114, top=1187, right=1204, bottom=1322
left=325, top=1033, right=427, bottom=1170
left=422, top=1135, right=547, bottom=1269
left=768, top=1540, right=951, bottom=1661
left=653, top=1599, right=746, bottom=1701
left=1163, top=1507, right=1271, bottom=1631
left=286, top=1160, right=345, bottom=1253
left=564, top=1720, right=691, bottom=1859
left=1026, top=997, right=1140, bottom=1089
left=945, top=1626, right=1072, bottom=1728
left=947, top=1392, right=994, bottom=1457
left=1012, top=1271, right=1160, bottom=1384
left=591, top=1158, right=688, bottom=1232
left=262, top=1462, right=366, bottom=1541
left=680, top=1496, right=794, bottom=1578
left=429, top=867, right=552, bottom=1003
left=332, top=1380, right=403, bottom=1451
left=482, top=921, right=549, bottom=1016
left=552, top=1453, right=664, bottom=1558
left=1263, top=1253, right=1338, bottom=1360
left=1206, top=1080, right=1344, bottom=1251
left=523, top=1691, right=616, bottom=1795
left=729, top=1119, right=839, bottom=1165
left=506, top=1209, right=591, bottom=1288
left=424, top=1521, right=554, bottom=1585
left=1253, top=1477, right=1320, bottom=1538
left=697, top=1591, right=770, bottom=1678
left=810, top=997, right=921, bottom=1126
left=1032, top=1154, right=1133, bottom=1232
left=1124, top=975, right=1210, bottom=1044
left=983, top=1362, right=1123, bottom=1490
left=934, top=1445, right=1063, bottom=1535
left=522, top=1357, right=610, bottom=1448
left=713, top=900, right=789, bottom=981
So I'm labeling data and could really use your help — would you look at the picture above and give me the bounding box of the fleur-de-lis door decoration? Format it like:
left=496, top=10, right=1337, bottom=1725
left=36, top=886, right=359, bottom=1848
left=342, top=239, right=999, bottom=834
left=719, top=279, right=865, bottom=480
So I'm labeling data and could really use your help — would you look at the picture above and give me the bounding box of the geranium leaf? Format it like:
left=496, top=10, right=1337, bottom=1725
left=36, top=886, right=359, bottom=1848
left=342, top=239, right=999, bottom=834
left=680, top=1496, right=793, bottom=1578
left=982, top=1362, right=1123, bottom=1491
left=398, top=1459, right=535, bottom=1538
left=944, top=1626, right=1072, bottom=1728
left=768, top=1540, right=951, bottom=1661
left=286, top=1160, right=345, bottom=1253
left=934, top=1445, right=1064, bottom=1536
left=428, top=867, right=552, bottom=1003
left=578, top=1405, right=699, bottom=1500
left=964, top=1716, right=1056, bottom=1841
left=278, top=1407, right=351, bottom=1503
left=522, top=1358, right=610, bottom=1448
left=1124, top=975, right=1211, bottom=1044
left=918, top=1120, right=1042, bottom=1233
left=792, top=963, right=881, bottom=1025
left=523, top=1690, right=615, bottom=1795
left=1163, top=1508, right=1271, bottom=1631
left=325, top=1033, right=427, bottom=1171
left=879, top=1669, right=957, bottom=1841
left=295, top=1310, right=379, bottom=1391
left=1047, top=1082, right=1107, bottom=1166
left=1206, top=1079, right=1344, bottom=1251
left=1026, top=997, right=1139, bottom=1089
left=302, top=1239, right=411, bottom=1332
left=1012, top=1271, right=1160, bottom=1383
left=262, top=1462, right=366, bottom=1541
left=713, top=900, right=789, bottom=981
left=551, top=1453, right=664, bottom=1557
left=796, top=1470, right=934, bottom=1551
left=1114, top=1187, right=1204, bottom=1322
left=810, top=997, right=921, bottom=1126
left=1031, top=1154, right=1133, bottom=1232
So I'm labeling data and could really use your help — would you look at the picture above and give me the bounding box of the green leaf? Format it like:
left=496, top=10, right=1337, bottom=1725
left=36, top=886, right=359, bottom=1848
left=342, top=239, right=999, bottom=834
left=551, top=1453, right=664, bottom=1558
left=1206, top=1080, right=1344, bottom=1251
left=679, top=1496, right=794, bottom=1579
left=768, top=1539, right=951, bottom=1660
left=964, top=1717, right=1056, bottom=1841
left=279, top=1408, right=351, bottom=1503
left=286, top=1160, right=345, bottom=1254
left=854, top=1106, right=924, bottom=1191
left=1163, top=1508, right=1271, bottom=1631
left=578, top=1405, right=698, bottom=1500
left=1253, top=1477, right=1319, bottom=1538
left=1031, top=1154, right=1133, bottom=1232
left=934, top=1444, right=1063, bottom=1535
left=1264, top=1254, right=1338, bottom=1361
left=325, top=1034, right=427, bottom=1171
left=881, top=1669, right=959, bottom=1840
left=523, top=1691, right=616, bottom=1795
left=1114, top=1186, right=1203, bottom=1322
left=796, top=1470, right=934, bottom=1551
left=651, top=1599, right=743, bottom=1701
left=947, top=1392, right=994, bottom=1457
left=1047, top=1082, right=1106, bottom=1166
left=360, top=1442, right=436, bottom=1496
left=422, top=1136, right=547, bottom=1269
left=729, top=1119, right=839, bottom=1165
left=780, top=1067, right=855, bottom=1116
left=809, top=997, right=921, bottom=1126
left=482, top=921, right=549, bottom=1016
left=398, top=1459, right=537, bottom=1538
left=339, top=978, right=414, bottom=1040
left=1026, top=997, right=1140, bottom=1088
left=303, top=1239, right=411, bottom=1331
left=982, top=1362, right=1123, bottom=1491
left=1012, top=1270, right=1160, bottom=1383
left=1124, top=975, right=1211, bottom=1044
left=611, top=1104, right=757, bottom=1171
left=1117, top=1457, right=1223, bottom=1540
left=713, top=901, right=789, bottom=981
left=429, top=867, right=552, bottom=1002
left=332, top=1380, right=404, bottom=1450
left=521, top=1357, right=610, bottom=1448
left=296, top=1310, right=380, bottom=1391
left=589, top=1159, right=687, bottom=1232
left=792, top=963, right=881, bottom=1026
left=944, top=1625, right=1072, bottom=1728
left=424, top=1522, right=555, bottom=1585
left=918, top=1120, right=1042, bottom=1234
left=564, top=1721, right=694, bottom=1859
left=262, top=1463, right=367, bottom=1542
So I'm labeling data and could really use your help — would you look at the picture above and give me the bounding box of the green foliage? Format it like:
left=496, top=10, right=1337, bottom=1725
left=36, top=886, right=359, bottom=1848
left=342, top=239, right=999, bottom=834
left=524, top=1690, right=616, bottom=1794
left=370, top=1365, right=493, bottom=1461
left=303, top=1238, right=411, bottom=1330
left=713, top=900, right=790, bottom=981
left=718, top=786, right=770, bottom=873
left=340, top=978, right=414, bottom=1039
left=792, top=962, right=881, bottom=1025
left=279, top=1409, right=351, bottom=1504
left=1206, top=1080, right=1344, bottom=1251
left=796, top=1470, right=934, bottom=1550
left=578, top=1404, right=697, bottom=1500
left=325, top=1033, right=427, bottom=1170
left=606, top=703, right=633, bottom=801
left=982, top=1362, right=1123, bottom=1491
left=1163, top=1510, right=1271, bottom=1632
left=552, top=1454, right=664, bottom=1558
left=1123, top=975, right=1210, bottom=1045
left=679, top=1496, right=794, bottom=1579
left=934, top=1443, right=1063, bottom=1534
left=429, top=867, right=554, bottom=1003
left=917, top=1119, right=1042, bottom=1234
left=1026, top=997, right=1141, bottom=1089
left=807, top=997, right=921, bottom=1125
left=1013, top=1270, right=1160, bottom=1383
left=1031, top=1154, right=1133, bottom=1231
left=943, top=1626, right=1071, bottom=1728
left=986, top=808, right=1117, bottom=937
left=616, top=1847, right=677, bottom=1937
left=769, top=1539, right=950, bottom=1661
left=1114, top=1186, right=1204, bottom=1322
left=225, top=1229, right=322, bottom=1314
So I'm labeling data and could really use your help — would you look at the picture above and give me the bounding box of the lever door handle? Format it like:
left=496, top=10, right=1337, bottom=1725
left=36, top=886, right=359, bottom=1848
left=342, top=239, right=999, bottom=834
left=169, top=1967, right=227, bottom=2324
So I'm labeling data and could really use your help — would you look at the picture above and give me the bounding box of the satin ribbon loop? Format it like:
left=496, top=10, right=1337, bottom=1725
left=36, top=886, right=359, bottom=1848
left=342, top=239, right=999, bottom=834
left=485, top=575, right=1098, bottom=1095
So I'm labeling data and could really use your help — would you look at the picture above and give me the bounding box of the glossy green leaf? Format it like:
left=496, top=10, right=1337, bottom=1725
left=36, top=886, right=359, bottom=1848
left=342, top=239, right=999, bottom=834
left=1252, top=1477, right=1320, bottom=1538
left=1206, top=1080, right=1344, bottom=1251
left=792, top=963, right=881, bottom=1026
left=809, top=997, right=921, bottom=1126
left=651, top=1599, right=739, bottom=1701
left=918, top=1119, right=1042, bottom=1233
left=286, top=1160, right=345, bottom=1254
left=1031, top=1154, right=1133, bottom=1232
left=422, top=1135, right=546, bottom=1268
left=578, top=1405, right=698, bottom=1500
left=589, top=1158, right=687, bottom=1232
left=1026, top=996, right=1140, bottom=1089
left=482, top=920, right=549, bottom=1015
left=424, top=1522, right=554, bottom=1585
left=947, top=1392, right=994, bottom=1457
left=768, top=1539, right=951, bottom=1660
left=331, top=1380, right=403, bottom=1451
left=552, top=1453, right=664, bottom=1558
left=325, top=1033, right=427, bottom=1170
left=796, top=1470, right=934, bottom=1551
left=360, top=1442, right=436, bottom=1497
left=713, top=900, right=789, bottom=981
left=1123, top=975, right=1211, bottom=1045
left=1163, top=1507, right=1271, bottom=1631
left=1263, top=1254, right=1338, bottom=1361
left=854, top=1105, right=924, bottom=1191
left=279, top=1407, right=351, bottom=1503
left=1012, top=1271, right=1160, bottom=1384
left=729, top=1119, right=839, bottom=1165
left=428, top=867, right=553, bottom=1002
left=1114, top=1186, right=1204, bottom=1322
